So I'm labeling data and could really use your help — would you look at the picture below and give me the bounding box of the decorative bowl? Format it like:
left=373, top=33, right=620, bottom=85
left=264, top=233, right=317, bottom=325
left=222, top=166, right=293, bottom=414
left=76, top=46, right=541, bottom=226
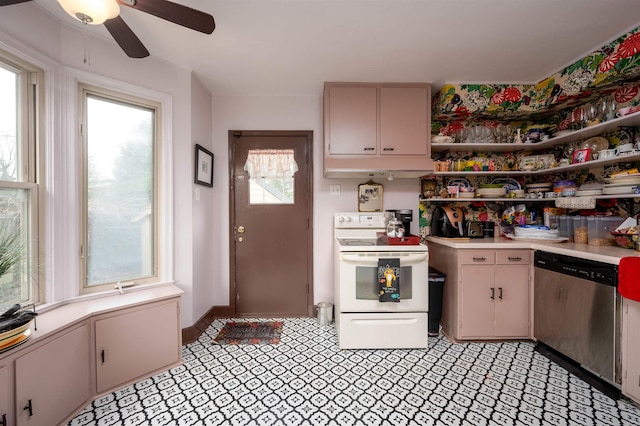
left=610, top=232, right=638, bottom=249
left=432, top=134, right=454, bottom=144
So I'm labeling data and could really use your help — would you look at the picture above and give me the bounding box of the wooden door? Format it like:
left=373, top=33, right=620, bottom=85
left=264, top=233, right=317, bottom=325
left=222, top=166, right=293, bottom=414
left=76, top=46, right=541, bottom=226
left=230, top=131, right=313, bottom=317
left=494, top=266, right=530, bottom=338
left=460, top=266, right=495, bottom=338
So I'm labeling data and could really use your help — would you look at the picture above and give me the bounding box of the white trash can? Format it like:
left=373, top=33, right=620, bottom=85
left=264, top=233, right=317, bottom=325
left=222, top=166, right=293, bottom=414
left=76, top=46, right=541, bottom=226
left=317, top=302, right=333, bottom=326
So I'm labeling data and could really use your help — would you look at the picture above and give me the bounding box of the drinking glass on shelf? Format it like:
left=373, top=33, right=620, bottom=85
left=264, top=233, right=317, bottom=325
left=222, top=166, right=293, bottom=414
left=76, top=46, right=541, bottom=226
left=600, top=97, right=617, bottom=121
left=586, top=103, right=599, bottom=125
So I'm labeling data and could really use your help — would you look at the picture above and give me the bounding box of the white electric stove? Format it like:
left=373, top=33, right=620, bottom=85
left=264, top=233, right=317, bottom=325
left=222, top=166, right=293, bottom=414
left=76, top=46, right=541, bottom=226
left=333, top=212, right=429, bottom=349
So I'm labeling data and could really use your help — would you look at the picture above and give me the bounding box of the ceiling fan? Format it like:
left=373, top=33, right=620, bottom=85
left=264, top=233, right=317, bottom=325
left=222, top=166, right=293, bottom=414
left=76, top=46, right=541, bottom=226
left=0, top=0, right=215, bottom=58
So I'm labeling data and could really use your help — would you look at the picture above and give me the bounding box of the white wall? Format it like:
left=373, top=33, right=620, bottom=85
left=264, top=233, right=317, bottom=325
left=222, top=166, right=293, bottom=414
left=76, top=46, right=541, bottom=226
left=191, top=74, right=215, bottom=321
left=212, top=96, right=422, bottom=305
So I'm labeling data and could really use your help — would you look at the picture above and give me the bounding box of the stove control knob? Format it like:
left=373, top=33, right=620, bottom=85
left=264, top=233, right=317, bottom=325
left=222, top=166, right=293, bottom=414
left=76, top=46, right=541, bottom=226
left=337, top=216, right=345, bottom=222
left=344, top=216, right=351, bottom=222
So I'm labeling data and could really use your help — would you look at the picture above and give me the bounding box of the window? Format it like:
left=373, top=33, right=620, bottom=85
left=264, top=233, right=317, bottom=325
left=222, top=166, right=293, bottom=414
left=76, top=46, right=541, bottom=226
left=79, top=86, right=159, bottom=291
left=0, top=52, right=42, bottom=311
left=244, top=149, right=297, bottom=204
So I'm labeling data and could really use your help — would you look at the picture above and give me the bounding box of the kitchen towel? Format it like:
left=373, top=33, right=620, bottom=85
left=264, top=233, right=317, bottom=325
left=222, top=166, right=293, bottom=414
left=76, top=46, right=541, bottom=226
left=618, top=257, right=640, bottom=302
left=378, top=258, right=400, bottom=302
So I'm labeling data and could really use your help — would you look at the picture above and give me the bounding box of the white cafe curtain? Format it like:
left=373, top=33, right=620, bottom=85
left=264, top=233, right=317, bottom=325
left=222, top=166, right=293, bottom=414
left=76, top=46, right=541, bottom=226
left=243, top=149, right=298, bottom=179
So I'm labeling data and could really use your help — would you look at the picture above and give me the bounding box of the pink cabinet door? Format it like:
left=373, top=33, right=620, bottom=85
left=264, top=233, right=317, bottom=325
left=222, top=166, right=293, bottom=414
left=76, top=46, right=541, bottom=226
left=326, top=85, right=378, bottom=155
left=0, top=364, right=11, bottom=426
left=96, top=301, right=181, bottom=393
left=623, top=298, right=640, bottom=404
left=460, top=266, right=495, bottom=338
left=379, top=86, right=429, bottom=155
left=16, top=325, right=90, bottom=426
left=494, top=266, right=530, bottom=338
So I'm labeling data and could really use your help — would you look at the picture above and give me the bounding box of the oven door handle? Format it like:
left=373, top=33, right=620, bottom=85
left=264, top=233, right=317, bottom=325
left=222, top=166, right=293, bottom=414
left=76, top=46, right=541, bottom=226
left=340, top=253, right=428, bottom=264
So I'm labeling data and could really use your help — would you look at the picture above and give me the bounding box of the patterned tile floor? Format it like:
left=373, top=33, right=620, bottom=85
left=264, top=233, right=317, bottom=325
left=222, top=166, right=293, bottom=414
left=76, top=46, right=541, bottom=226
left=69, top=318, right=640, bottom=425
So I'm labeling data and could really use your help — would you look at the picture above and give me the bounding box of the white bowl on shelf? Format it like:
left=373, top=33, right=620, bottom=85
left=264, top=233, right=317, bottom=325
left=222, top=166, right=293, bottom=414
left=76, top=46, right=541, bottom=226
left=476, top=187, right=506, bottom=198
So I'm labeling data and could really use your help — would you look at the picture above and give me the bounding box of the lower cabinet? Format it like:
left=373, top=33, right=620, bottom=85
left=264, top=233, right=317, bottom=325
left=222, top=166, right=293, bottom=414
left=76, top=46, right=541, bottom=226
left=428, top=244, right=532, bottom=341
left=96, top=300, right=181, bottom=393
left=623, top=297, right=640, bottom=404
left=15, top=325, right=90, bottom=426
left=0, top=286, right=183, bottom=426
left=0, top=364, right=11, bottom=426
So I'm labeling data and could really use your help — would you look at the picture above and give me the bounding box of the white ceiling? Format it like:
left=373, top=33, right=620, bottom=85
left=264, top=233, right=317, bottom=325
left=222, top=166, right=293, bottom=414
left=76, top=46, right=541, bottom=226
left=29, top=0, right=640, bottom=96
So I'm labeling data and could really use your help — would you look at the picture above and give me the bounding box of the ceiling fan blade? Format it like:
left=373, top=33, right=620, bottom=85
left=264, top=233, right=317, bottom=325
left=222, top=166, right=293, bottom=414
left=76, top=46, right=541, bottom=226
left=0, top=0, right=33, bottom=5
left=117, top=0, right=215, bottom=34
left=104, top=16, right=150, bottom=58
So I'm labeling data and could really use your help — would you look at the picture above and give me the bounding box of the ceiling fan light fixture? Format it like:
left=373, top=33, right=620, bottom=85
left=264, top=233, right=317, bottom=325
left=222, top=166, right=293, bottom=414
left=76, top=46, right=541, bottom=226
left=57, top=0, right=120, bottom=25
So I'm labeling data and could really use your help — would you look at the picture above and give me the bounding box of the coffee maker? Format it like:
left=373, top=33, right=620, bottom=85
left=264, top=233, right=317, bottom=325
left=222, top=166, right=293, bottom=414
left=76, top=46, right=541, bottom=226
left=385, top=209, right=413, bottom=236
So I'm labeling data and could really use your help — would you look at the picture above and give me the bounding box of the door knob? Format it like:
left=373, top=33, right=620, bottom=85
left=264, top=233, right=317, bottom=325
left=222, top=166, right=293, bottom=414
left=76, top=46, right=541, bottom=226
left=238, top=226, right=245, bottom=233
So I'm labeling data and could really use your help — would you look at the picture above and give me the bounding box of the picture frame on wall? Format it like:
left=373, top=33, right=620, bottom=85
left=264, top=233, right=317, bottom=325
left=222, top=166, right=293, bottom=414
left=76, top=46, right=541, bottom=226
left=195, top=144, right=214, bottom=187
left=358, top=181, right=383, bottom=212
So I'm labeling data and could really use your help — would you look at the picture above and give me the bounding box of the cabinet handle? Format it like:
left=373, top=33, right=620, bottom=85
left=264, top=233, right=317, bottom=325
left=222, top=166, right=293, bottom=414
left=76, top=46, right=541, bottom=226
left=24, top=399, right=33, bottom=417
left=101, top=349, right=105, bottom=364
left=1, top=413, right=6, bottom=426
left=490, top=288, right=495, bottom=300
left=363, top=147, right=375, bottom=151
left=382, top=147, right=395, bottom=151
left=498, top=287, right=503, bottom=300
left=473, top=257, right=486, bottom=262
left=508, top=257, right=522, bottom=261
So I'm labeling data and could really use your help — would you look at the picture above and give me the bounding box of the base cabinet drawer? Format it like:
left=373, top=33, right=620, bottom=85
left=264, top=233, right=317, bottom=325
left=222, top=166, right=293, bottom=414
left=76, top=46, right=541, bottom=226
left=496, top=250, right=530, bottom=265
left=460, top=251, right=495, bottom=265
left=337, top=313, right=427, bottom=349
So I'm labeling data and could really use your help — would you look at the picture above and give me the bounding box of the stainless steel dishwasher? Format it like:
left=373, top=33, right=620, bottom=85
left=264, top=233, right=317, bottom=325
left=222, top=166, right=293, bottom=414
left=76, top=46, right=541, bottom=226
left=534, top=251, right=620, bottom=389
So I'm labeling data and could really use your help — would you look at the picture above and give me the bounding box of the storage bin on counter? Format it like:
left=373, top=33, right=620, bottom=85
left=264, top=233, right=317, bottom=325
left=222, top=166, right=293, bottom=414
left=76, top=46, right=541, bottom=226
left=573, top=216, right=588, bottom=243
left=559, top=215, right=574, bottom=242
left=587, top=216, right=625, bottom=246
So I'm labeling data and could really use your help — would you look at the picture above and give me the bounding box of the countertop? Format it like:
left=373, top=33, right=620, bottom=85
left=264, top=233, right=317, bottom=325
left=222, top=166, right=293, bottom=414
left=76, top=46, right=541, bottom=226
left=426, top=236, right=640, bottom=265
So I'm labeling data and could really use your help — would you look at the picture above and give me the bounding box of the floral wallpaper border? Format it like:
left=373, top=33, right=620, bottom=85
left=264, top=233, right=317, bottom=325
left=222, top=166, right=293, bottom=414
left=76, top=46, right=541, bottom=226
left=433, top=26, right=640, bottom=129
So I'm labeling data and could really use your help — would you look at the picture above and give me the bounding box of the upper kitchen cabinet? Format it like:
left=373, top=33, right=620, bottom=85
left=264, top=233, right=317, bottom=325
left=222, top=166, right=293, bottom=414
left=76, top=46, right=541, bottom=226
left=324, top=82, right=434, bottom=178
left=325, top=85, right=378, bottom=155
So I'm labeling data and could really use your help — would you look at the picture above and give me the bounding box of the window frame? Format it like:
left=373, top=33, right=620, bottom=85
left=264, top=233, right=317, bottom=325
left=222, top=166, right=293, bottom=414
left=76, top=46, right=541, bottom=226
left=0, top=50, right=44, bottom=308
left=78, top=84, right=162, bottom=293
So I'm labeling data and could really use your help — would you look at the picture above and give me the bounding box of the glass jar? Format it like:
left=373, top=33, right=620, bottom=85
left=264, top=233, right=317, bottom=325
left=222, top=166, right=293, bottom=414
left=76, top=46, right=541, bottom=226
left=386, top=217, right=405, bottom=238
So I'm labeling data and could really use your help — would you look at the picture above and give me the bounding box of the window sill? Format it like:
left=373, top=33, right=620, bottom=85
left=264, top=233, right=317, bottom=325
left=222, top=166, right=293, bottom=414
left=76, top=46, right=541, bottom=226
left=8, top=282, right=183, bottom=353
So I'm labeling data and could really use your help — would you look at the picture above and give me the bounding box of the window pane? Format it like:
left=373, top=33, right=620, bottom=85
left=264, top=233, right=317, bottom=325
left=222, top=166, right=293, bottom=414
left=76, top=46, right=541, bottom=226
left=0, top=188, right=31, bottom=311
left=86, top=95, right=154, bottom=286
left=245, top=149, right=296, bottom=205
left=249, top=177, right=294, bottom=204
left=0, top=66, right=17, bottom=182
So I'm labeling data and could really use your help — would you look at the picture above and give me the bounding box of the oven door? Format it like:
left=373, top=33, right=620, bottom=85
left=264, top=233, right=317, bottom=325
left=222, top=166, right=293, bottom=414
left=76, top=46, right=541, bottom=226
left=338, top=251, right=428, bottom=312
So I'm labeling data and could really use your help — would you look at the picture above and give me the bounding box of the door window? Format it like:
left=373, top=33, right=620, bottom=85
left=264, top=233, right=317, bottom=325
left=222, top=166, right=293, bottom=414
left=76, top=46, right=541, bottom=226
left=244, top=149, right=297, bottom=204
